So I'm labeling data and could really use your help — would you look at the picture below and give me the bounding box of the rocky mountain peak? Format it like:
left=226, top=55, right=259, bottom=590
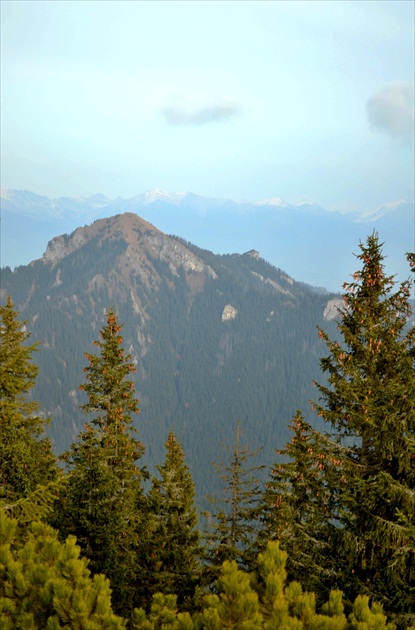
left=41, top=212, right=217, bottom=284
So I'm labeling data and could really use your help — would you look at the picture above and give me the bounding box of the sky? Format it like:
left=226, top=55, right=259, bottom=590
left=1, top=0, right=414, bottom=213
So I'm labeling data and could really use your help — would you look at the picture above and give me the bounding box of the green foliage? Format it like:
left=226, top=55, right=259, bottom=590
left=204, top=421, right=265, bottom=575
left=136, top=542, right=394, bottom=630
left=199, top=541, right=394, bottom=630
left=132, top=594, right=194, bottom=630
left=262, top=412, right=334, bottom=591
left=146, top=431, right=202, bottom=608
left=79, top=308, right=141, bottom=428
left=348, top=596, right=396, bottom=630
left=0, top=511, right=126, bottom=629
left=255, top=541, right=348, bottom=630
left=1, top=478, right=67, bottom=524
left=0, top=296, right=57, bottom=503
left=57, top=309, right=147, bottom=619
left=198, top=559, right=262, bottom=629
left=264, top=235, right=415, bottom=624
left=0, top=295, right=38, bottom=399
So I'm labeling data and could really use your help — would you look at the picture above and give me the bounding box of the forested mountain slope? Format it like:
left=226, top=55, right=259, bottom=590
left=1, top=212, right=341, bottom=506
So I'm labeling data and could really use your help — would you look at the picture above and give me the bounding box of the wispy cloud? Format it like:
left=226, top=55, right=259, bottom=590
left=163, top=100, right=239, bottom=126
left=366, top=82, right=414, bottom=142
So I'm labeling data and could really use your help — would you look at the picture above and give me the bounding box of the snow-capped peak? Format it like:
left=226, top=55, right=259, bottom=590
left=255, top=196, right=291, bottom=208
left=141, top=188, right=188, bottom=206
left=295, top=200, right=317, bottom=208
left=358, top=199, right=410, bottom=222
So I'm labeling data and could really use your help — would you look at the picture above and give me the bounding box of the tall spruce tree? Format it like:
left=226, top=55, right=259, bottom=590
left=59, top=308, right=147, bottom=619
left=261, top=411, right=335, bottom=591
left=146, top=431, right=201, bottom=609
left=264, top=235, right=415, bottom=625
left=204, top=421, right=264, bottom=575
left=0, top=297, right=57, bottom=504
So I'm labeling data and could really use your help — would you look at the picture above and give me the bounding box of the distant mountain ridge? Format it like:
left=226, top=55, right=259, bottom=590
left=0, top=211, right=345, bottom=508
left=1, top=188, right=413, bottom=292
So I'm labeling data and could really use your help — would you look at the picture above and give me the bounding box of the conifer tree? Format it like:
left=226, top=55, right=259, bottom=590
left=0, top=511, right=126, bottom=629
left=204, top=421, right=264, bottom=575
left=132, top=593, right=194, bottom=630
left=146, top=431, right=201, bottom=609
left=0, top=297, right=57, bottom=503
left=261, top=412, right=335, bottom=591
left=59, top=308, right=147, bottom=619
left=199, top=559, right=263, bottom=629
left=265, top=235, right=415, bottom=625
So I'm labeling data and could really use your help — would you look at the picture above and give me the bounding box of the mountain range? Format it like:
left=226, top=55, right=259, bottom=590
left=2, top=188, right=413, bottom=292
left=0, top=210, right=350, bottom=508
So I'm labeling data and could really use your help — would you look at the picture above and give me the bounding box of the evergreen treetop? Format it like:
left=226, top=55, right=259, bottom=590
left=80, top=307, right=140, bottom=429
left=0, top=296, right=57, bottom=503
left=204, top=420, right=265, bottom=574
left=0, top=295, right=39, bottom=402
left=58, top=308, right=146, bottom=620
left=265, top=234, right=415, bottom=625
left=146, top=430, right=201, bottom=608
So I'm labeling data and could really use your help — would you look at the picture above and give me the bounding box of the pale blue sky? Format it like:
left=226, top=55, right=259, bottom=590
left=1, top=0, right=414, bottom=212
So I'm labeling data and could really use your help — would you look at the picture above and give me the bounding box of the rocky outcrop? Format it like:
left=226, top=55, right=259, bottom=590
left=222, top=304, right=238, bottom=321
left=246, top=249, right=260, bottom=259
left=251, top=271, right=293, bottom=296
left=143, top=231, right=217, bottom=279
left=323, top=297, right=344, bottom=321
left=43, top=236, right=67, bottom=265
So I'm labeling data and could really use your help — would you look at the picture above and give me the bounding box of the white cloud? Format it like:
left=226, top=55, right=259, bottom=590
left=366, top=82, right=414, bottom=141
left=163, top=100, right=239, bottom=126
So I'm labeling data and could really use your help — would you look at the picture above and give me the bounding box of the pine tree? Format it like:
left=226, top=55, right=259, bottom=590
left=204, top=421, right=265, bottom=576
left=58, top=308, right=147, bottom=619
left=198, top=559, right=263, bottom=629
left=256, top=541, right=395, bottom=630
left=0, top=296, right=57, bottom=503
left=265, top=235, right=415, bottom=625
left=146, top=431, right=201, bottom=609
left=132, top=593, right=194, bottom=630
left=132, top=542, right=397, bottom=630
left=0, top=511, right=126, bottom=629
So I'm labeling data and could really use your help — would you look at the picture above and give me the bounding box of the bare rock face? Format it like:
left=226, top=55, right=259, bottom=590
left=251, top=271, right=293, bottom=296
left=222, top=304, right=238, bottom=321
left=143, top=230, right=217, bottom=279
left=42, top=236, right=67, bottom=264
left=323, top=297, right=344, bottom=321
